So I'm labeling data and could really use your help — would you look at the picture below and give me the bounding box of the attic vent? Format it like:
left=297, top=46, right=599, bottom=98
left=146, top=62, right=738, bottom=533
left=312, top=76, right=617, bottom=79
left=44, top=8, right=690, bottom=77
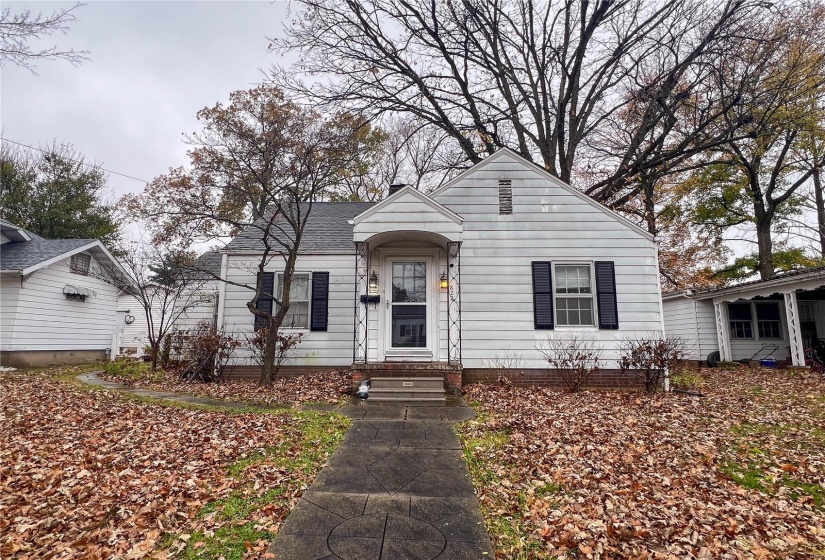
left=498, top=180, right=513, bottom=214
left=388, top=183, right=407, bottom=196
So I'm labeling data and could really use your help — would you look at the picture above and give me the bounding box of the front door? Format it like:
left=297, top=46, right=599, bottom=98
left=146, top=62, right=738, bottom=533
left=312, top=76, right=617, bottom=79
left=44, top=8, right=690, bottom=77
left=387, top=260, right=429, bottom=353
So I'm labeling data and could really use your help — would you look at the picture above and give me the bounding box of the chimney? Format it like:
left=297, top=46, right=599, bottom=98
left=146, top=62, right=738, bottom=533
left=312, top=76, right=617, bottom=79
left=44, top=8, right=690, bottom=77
left=388, top=183, right=407, bottom=196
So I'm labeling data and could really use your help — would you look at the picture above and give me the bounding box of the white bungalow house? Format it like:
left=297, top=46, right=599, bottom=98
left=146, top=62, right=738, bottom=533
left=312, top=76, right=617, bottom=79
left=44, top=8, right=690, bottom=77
left=662, top=267, right=825, bottom=368
left=0, top=219, right=126, bottom=367
left=215, top=149, right=666, bottom=389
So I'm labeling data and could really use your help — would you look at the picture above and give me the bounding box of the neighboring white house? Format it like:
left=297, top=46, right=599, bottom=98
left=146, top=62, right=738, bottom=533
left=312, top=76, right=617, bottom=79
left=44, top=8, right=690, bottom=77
left=662, top=267, right=825, bottom=368
left=114, top=251, right=222, bottom=357
left=0, top=219, right=125, bottom=367
left=216, top=149, right=665, bottom=388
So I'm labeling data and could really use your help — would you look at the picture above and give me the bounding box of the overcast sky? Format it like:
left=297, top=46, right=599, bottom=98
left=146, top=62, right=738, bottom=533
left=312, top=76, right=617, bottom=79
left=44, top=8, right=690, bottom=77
left=2, top=1, right=296, bottom=204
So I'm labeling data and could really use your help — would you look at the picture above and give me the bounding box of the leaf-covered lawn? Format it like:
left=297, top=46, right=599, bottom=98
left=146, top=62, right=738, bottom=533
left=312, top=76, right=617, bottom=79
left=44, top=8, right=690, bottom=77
left=459, top=368, right=825, bottom=559
left=0, top=369, right=349, bottom=559
left=99, top=363, right=351, bottom=406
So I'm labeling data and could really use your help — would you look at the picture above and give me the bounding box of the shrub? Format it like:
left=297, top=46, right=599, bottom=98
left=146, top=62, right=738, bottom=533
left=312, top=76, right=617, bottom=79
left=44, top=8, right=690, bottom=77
left=175, top=322, right=241, bottom=383
left=101, top=358, right=164, bottom=382
left=619, top=335, right=685, bottom=393
left=246, top=328, right=304, bottom=378
left=537, top=336, right=603, bottom=392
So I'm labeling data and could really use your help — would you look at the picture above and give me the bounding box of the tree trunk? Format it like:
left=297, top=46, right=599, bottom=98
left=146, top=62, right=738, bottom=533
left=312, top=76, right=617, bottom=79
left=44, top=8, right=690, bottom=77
left=755, top=217, right=774, bottom=280
left=150, top=342, right=159, bottom=371
left=260, top=323, right=278, bottom=386
left=813, top=168, right=825, bottom=257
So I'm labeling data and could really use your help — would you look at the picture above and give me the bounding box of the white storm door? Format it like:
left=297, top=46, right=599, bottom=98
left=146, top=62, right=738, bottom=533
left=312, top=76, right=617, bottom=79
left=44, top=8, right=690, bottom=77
left=386, top=260, right=430, bottom=352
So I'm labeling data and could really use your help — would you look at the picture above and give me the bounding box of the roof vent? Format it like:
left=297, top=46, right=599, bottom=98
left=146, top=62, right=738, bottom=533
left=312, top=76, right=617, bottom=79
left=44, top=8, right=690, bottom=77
left=498, top=180, right=513, bottom=214
left=388, top=183, right=407, bottom=196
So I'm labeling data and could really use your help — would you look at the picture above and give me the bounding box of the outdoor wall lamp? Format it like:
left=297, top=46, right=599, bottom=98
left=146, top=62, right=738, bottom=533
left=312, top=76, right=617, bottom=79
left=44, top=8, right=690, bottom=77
left=440, top=272, right=449, bottom=291
left=368, top=270, right=379, bottom=295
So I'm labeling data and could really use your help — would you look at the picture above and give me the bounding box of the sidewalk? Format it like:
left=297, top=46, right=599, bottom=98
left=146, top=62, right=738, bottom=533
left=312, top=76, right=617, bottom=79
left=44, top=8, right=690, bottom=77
left=268, top=401, right=495, bottom=560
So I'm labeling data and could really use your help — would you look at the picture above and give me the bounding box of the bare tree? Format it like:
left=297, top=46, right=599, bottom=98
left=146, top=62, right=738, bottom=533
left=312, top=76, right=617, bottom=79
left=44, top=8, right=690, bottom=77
left=122, top=86, right=371, bottom=384
left=0, top=3, right=89, bottom=72
left=100, top=241, right=216, bottom=371
left=272, top=0, right=767, bottom=205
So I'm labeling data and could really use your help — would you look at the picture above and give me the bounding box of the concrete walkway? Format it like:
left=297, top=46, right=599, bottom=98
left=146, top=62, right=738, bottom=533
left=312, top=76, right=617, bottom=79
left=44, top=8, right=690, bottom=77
left=268, top=401, right=495, bottom=560
left=76, top=371, right=337, bottom=411
left=77, top=372, right=495, bottom=559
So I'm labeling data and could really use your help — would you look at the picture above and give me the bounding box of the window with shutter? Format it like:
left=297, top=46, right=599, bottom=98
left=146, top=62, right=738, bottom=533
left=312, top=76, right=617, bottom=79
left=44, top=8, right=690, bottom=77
left=277, top=273, right=310, bottom=328
left=532, top=261, right=554, bottom=329
left=554, top=264, right=594, bottom=326
left=310, top=272, right=330, bottom=331
left=594, top=261, right=619, bottom=330
left=254, top=272, right=275, bottom=330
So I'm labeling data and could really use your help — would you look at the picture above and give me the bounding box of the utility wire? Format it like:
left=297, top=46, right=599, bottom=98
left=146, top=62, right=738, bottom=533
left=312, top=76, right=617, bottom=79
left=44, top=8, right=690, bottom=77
left=1, top=137, right=150, bottom=184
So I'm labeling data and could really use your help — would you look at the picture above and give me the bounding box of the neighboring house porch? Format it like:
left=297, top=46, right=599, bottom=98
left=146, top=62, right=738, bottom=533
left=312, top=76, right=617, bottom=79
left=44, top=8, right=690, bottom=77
left=662, top=267, right=825, bottom=367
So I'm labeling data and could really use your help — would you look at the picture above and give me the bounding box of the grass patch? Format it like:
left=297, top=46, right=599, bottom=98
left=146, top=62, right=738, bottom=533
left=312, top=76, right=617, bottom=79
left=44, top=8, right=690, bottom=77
left=170, top=410, right=350, bottom=559
left=721, top=422, right=825, bottom=510
left=101, top=358, right=166, bottom=382
left=670, top=370, right=704, bottom=391
left=458, top=414, right=550, bottom=558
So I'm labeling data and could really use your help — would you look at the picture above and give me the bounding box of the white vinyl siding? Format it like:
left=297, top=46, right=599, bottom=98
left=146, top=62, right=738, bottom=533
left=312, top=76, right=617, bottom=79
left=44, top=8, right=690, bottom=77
left=222, top=254, right=354, bottom=367
left=1, top=253, right=117, bottom=351
left=433, top=151, right=662, bottom=368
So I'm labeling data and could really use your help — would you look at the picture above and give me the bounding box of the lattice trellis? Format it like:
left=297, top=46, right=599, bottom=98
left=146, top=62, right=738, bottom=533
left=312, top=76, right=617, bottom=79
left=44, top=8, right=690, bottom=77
left=447, top=242, right=462, bottom=364
left=353, top=242, right=369, bottom=363
left=784, top=292, right=805, bottom=366
left=714, top=302, right=731, bottom=362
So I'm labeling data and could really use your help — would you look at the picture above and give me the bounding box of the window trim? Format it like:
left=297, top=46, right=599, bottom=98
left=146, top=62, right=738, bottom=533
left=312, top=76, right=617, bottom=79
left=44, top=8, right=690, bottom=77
left=552, top=262, right=598, bottom=329
left=727, top=300, right=784, bottom=340
left=276, top=272, right=312, bottom=330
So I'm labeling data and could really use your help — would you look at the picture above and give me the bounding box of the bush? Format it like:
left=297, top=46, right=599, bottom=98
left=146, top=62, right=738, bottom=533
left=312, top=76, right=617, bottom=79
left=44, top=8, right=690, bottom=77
left=101, top=358, right=165, bottom=382
left=246, top=328, right=304, bottom=377
left=173, top=322, right=241, bottom=383
left=538, top=336, right=603, bottom=392
left=619, top=335, right=685, bottom=393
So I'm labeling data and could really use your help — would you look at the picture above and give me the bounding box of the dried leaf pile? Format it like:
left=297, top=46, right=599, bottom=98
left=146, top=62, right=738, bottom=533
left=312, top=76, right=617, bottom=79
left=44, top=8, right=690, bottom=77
left=460, top=368, right=825, bottom=559
left=0, top=371, right=347, bottom=559
left=100, top=368, right=352, bottom=406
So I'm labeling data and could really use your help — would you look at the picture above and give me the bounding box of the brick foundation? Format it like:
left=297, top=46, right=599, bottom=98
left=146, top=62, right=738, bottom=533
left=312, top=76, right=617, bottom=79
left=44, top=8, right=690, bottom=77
left=224, top=364, right=347, bottom=381
left=352, top=362, right=463, bottom=395
left=462, top=368, right=647, bottom=390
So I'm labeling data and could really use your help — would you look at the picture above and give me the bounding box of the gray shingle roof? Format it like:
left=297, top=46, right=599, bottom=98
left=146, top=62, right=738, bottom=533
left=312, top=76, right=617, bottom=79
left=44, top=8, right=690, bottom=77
left=183, top=250, right=223, bottom=279
left=0, top=239, right=96, bottom=271
left=226, top=202, right=375, bottom=253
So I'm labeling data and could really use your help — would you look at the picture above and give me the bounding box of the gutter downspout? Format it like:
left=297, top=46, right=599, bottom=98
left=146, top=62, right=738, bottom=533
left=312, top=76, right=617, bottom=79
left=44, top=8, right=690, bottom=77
left=216, top=253, right=228, bottom=329
left=653, top=236, right=670, bottom=392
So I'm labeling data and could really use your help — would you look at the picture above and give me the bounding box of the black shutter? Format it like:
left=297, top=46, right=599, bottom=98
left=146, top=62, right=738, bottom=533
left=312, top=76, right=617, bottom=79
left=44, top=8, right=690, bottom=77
left=532, top=261, right=554, bottom=329
left=310, top=272, right=330, bottom=332
left=255, top=271, right=275, bottom=330
left=594, top=261, right=619, bottom=330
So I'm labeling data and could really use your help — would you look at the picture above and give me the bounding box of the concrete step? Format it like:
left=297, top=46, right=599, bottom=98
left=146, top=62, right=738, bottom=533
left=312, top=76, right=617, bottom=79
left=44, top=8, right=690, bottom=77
left=368, top=388, right=446, bottom=403
left=369, top=377, right=445, bottom=389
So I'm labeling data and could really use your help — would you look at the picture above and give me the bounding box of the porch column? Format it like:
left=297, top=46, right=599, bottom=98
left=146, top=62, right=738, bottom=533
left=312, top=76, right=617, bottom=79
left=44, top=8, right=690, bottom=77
left=353, top=242, right=369, bottom=364
left=714, top=302, right=732, bottom=362
left=784, top=291, right=805, bottom=367
left=447, top=242, right=462, bottom=364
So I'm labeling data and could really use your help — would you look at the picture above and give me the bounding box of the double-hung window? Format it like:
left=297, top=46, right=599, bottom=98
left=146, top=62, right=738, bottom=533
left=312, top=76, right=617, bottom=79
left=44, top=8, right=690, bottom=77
left=554, top=264, right=594, bottom=326
left=277, top=273, right=310, bottom=329
left=728, top=303, right=753, bottom=338
left=755, top=302, right=781, bottom=339
left=728, top=301, right=782, bottom=339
